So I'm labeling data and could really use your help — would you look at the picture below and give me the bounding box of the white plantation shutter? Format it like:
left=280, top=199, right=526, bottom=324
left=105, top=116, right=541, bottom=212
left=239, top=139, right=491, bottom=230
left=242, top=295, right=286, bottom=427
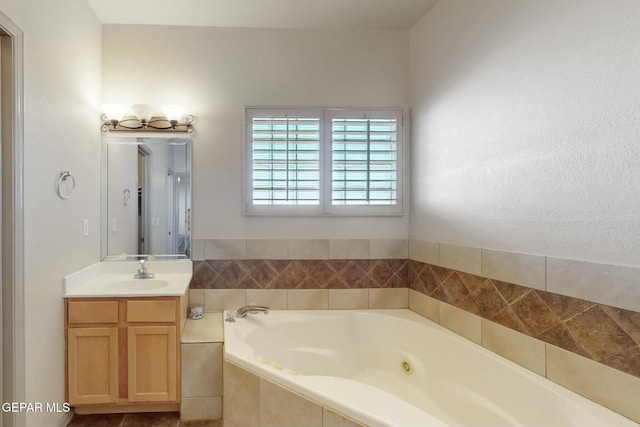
left=245, top=108, right=403, bottom=215
left=330, top=114, right=399, bottom=207
left=247, top=110, right=322, bottom=213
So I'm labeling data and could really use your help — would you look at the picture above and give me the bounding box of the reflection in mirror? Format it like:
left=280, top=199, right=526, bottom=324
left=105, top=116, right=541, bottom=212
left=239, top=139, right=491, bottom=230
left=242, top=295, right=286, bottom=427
left=101, top=137, right=191, bottom=260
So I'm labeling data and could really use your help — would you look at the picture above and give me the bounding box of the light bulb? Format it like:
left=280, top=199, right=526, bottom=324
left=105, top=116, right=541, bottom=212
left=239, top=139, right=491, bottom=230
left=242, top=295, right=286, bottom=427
left=102, top=104, right=127, bottom=121
left=162, top=105, right=185, bottom=122
left=132, top=104, right=154, bottom=123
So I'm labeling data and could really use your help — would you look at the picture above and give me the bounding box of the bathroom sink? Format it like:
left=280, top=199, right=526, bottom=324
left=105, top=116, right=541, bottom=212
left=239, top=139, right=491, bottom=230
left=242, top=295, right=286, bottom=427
left=63, top=260, right=193, bottom=297
left=107, top=279, right=170, bottom=292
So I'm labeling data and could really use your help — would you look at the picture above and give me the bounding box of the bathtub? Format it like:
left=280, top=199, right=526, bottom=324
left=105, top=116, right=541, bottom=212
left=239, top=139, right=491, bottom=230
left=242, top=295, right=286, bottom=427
left=223, top=309, right=638, bottom=427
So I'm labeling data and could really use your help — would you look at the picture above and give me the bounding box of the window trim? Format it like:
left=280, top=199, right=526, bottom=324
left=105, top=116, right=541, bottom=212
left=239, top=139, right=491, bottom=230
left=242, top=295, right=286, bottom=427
left=243, top=107, right=405, bottom=216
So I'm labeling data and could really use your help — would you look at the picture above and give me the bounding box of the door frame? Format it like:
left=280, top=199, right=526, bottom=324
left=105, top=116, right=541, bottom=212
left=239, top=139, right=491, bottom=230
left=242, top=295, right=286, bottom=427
left=0, top=10, right=24, bottom=427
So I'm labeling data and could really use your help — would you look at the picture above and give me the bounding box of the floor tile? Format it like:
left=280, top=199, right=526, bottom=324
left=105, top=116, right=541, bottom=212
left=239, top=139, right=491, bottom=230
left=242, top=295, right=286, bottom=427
left=67, top=412, right=222, bottom=427
left=67, top=413, right=125, bottom=427
left=179, top=420, right=223, bottom=427
left=121, top=412, right=179, bottom=427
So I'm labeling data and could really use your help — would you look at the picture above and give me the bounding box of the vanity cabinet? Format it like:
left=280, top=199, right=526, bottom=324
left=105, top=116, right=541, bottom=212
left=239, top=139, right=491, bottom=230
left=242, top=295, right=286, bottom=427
left=65, top=297, right=181, bottom=414
left=66, top=300, right=119, bottom=405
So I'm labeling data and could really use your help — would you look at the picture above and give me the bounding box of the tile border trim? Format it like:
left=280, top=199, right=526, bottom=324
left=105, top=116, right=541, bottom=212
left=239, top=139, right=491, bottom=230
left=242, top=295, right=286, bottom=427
left=192, top=238, right=640, bottom=313
left=409, top=239, right=640, bottom=313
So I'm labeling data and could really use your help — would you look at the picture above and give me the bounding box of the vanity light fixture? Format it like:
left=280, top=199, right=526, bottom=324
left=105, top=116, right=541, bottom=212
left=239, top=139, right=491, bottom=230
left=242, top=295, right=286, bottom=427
left=101, top=104, right=195, bottom=133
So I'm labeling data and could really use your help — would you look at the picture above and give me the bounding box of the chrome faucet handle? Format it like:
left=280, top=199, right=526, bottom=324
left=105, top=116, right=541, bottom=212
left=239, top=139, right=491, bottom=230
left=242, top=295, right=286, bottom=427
left=225, top=310, right=237, bottom=323
left=134, top=257, right=155, bottom=279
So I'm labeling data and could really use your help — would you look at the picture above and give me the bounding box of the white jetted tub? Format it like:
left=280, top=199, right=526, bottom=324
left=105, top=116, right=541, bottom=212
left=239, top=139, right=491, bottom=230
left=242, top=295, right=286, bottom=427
left=223, top=309, right=638, bottom=427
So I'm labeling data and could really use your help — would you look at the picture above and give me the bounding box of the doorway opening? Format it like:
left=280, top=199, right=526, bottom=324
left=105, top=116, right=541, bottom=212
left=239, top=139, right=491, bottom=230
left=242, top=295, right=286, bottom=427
left=166, top=168, right=175, bottom=254
left=137, top=146, right=150, bottom=255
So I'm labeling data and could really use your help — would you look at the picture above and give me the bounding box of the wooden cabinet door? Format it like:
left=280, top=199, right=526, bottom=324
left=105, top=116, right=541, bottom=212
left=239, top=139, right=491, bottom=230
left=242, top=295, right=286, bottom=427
left=67, top=327, right=118, bottom=405
left=127, top=325, right=177, bottom=402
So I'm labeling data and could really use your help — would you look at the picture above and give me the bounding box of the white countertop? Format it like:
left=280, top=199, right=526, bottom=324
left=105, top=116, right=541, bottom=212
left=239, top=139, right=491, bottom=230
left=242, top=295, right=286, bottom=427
left=63, top=260, right=192, bottom=298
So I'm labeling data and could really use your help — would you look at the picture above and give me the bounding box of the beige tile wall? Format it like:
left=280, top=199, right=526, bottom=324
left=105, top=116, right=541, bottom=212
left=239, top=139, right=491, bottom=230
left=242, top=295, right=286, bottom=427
left=547, top=257, right=640, bottom=313
left=223, top=361, right=260, bottom=427
left=481, top=319, right=546, bottom=376
left=259, top=379, right=323, bottom=427
left=247, top=239, right=289, bottom=259
left=194, top=237, right=640, bottom=313
left=439, top=243, right=482, bottom=276
left=181, top=313, right=224, bottom=422
left=182, top=343, right=223, bottom=397
left=481, top=248, right=546, bottom=291
left=223, top=360, right=367, bottom=427
left=408, top=239, right=640, bottom=314
left=546, top=345, right=640, bottom=423
left=329, top=239, right=370, bottom=259
left=192, top=238, right=409, bottom=261
left=438, top=302, right=481, bottom=344
left=190, top=288, right=408, bottom=312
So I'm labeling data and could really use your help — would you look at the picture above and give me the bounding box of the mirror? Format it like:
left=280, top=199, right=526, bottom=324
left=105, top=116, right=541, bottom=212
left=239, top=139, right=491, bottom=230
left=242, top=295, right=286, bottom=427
left=101, top=136, right=192, bottom=260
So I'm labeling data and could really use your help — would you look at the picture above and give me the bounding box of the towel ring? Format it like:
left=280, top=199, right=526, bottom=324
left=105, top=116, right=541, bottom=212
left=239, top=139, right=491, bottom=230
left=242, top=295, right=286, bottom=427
left=56, top=171, right=76, bottom=199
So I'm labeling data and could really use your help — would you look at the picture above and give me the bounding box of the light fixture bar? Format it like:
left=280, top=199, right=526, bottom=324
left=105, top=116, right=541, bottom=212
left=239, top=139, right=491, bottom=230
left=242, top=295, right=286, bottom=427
left=101, top=110, right=195, bottom=133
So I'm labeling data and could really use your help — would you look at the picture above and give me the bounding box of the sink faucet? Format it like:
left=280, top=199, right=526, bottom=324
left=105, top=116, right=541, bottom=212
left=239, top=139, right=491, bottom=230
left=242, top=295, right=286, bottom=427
left=134, top=257, right=155, bottom=279
left=225, top=305, right=270, bottom=322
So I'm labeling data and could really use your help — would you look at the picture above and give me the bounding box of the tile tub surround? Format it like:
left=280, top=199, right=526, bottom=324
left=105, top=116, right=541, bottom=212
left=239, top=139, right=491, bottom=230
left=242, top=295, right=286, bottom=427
left=189, top=238, right=640, bottom=417
left=223, top=360, right=365, bottom=427
left=191, top=259, right=409, bottom=290
left=189, top=256, right=640, bottom=380
left=409, top=261, right=640, bottom=380
left=181, top=313, right=224, bottom=422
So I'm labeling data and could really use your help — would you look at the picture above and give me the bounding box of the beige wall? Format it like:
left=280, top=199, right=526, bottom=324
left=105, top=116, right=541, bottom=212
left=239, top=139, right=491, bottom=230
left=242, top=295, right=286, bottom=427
left=409, top=0, right=640, bottom=266
left=0, top=0, right=102, bottom=426
left=102, top=25, right=410, bottom=241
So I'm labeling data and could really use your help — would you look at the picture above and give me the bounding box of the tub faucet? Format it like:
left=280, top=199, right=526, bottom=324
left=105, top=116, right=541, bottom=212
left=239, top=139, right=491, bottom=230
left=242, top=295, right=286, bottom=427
left=134, top=258, right=155, bottom=279
left=237, top=305, right=270, bottom=318
left=226, top=305, right=270, bottom=322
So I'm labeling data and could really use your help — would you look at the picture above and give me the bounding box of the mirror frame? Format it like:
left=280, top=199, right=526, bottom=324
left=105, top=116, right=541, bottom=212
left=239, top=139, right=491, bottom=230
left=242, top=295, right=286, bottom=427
left=101, top=136, right=192, bottom=261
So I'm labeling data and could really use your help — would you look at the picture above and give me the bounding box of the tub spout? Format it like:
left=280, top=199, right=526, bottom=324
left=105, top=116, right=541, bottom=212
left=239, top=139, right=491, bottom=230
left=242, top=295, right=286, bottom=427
left=236, top=305, right=270, bottom=318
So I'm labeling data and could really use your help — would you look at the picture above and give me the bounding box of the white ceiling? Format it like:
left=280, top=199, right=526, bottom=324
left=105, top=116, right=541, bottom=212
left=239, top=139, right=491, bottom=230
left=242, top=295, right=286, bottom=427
left=87, top=0, right=438, bottom=31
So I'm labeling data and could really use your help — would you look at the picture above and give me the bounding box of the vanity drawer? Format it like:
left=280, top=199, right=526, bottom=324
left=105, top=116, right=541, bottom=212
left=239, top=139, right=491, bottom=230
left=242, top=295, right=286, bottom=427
left=68, top=301, right=119, bottom=324
left=127, top=300, right=176, bottom=323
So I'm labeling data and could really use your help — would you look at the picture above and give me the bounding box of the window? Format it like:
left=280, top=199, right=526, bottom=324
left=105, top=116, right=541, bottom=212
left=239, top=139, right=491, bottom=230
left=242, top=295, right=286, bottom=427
left=245, top=108, right=404, bottom=215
